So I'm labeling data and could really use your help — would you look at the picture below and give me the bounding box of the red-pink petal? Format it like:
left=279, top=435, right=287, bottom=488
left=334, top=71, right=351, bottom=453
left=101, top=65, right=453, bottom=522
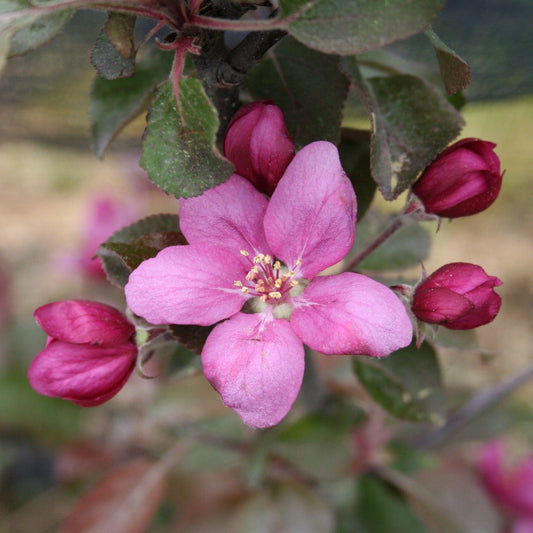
left=34, top=300, right=134, bottom=346
left=179, top=174, right=270, bottom=258
left=125, top=244, right=249, bottom=326
left=27, top=339, right=137, bottom=406
left=202, top=312, right=305, bottom=428
left=290, top=273, right=412, bottom=357
left=264, top=141, right=357, bottom=278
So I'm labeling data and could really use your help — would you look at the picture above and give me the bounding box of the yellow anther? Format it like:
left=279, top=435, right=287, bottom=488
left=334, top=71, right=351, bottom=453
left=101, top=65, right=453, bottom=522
left=290, top=280, right=299, bottom=287
left=256, top=279, right=265, bottom=285
left=295, top=258, right=302, bottom=266
left=273, top=261, right=281, bottom=270
left=253, top=253, right=264, bottom=264
left=275, top=279, right=283, bottom=288
left=256, top=286, right=266, bottom=293
left=267, top=276, right=274, bottom=283
left=264, top=255, right=272, bottom=264
left=233, top=280, right=243, bottom=287
left=240, top=250, right=250, bottom=257
left=241, top=287, right=250, bottom=294
left=268, top=291, right=282, bottom=299
left=288, top=270, right=295, bottom=277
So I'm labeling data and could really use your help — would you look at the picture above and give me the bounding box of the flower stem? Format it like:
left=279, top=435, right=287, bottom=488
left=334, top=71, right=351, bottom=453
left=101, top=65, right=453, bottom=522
left=344, top=215, right=406, bottom=272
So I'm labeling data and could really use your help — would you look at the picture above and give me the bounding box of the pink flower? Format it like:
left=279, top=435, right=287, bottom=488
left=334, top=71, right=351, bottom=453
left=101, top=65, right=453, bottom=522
left=223, top=101, right=295, bottom=195
left=125, top=141, right=413, bottom=428
left=411, top=262, right=502, bottom=329
left=412, top=138, right=502, bottom=218
left=478, top=441, right=533, bottom=529
left=28, top=300, right=137, bottom=406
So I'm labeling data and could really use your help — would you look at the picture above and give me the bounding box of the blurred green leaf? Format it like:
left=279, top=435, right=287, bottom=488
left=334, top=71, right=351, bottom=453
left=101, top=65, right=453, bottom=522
left=338, top=129, right=376, bottom=221
left=283, top=0, right=446, bottom=55
left=245, top=36, right=349, bottom=147
left=0, top=369, right=82, bottom=443
left=141, top=79, right=233, bottom=198
left=230, top=481, right=334, bottom=533
left=353, top=341, right=445, bottom=423
left=425, top=27, right=471, bottom=95
left=168, top=324, right=214, bottom=355
left=352, top=210, right=431, bottom=271
left=8, top=8, right=72, bottom=57
left=356, top=475, right=428, bottom=533
left=91, top=46, right=173, bottom=157
left=343, top=57, right=464, bottom=200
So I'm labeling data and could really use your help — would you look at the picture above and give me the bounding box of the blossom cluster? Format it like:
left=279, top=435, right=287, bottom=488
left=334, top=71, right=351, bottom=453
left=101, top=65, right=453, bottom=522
left=28, top=101, right=503, bottom=428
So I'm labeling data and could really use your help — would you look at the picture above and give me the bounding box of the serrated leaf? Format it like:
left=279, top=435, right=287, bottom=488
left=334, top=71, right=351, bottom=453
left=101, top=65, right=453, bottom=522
left=353, top=341, right=445, bottom=423
left=61, top=459, right=168, bottom=533
left=351, top=210, right=431, bottom=271
left=425, top=27, right=471, bottom=95
left=141, top=79, right=233, bottom=198
left=337, top=129, right=376, bottom=221
left=229, top=481, right=334, bottom=533
left=8, top=8, right=72, bottom=56
left=169, top=324, right=214, bottom=355
left=91, top=13, right=135, bottom=80
left=98, top=214, right=184, bottom=287
left=343, top=57, right=464, bottom=200
left=91, top=45, right=173, bottom=157
left=245, top=36, right=349, bottom=147
left=283, top=0, right=446, bottom=56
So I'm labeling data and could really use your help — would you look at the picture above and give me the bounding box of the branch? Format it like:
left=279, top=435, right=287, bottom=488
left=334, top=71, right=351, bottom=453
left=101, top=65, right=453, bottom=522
left=413, top=360, right=533, bottom=449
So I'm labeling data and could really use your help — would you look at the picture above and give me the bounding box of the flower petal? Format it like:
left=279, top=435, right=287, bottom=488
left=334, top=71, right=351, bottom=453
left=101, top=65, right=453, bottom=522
left=28, top=340, right=137, bottom=406
left=125, top=244, right=249, bottom=326
left=290, top=273, right=412, bottom=357
left=179, top=174, right=270, bottom=257
left=202, top=312, right=305, bottom=428
left=264, top=141, right=357, bottom=278
left=34, top=300, right=134, bottom=345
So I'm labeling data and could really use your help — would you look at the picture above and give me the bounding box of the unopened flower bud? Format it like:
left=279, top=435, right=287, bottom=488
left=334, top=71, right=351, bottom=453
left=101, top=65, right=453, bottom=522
left=223, top=101, right=295, bottom=195
left=412, top=262, right=502, bottom=329
left=28, top=300, right=137, bottom=406
left=412, top=138, right=502, bottom=218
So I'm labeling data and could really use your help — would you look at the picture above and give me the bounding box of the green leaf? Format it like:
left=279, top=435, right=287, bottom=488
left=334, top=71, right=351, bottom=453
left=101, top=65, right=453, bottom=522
left=245, top=36, right=349, bottom=147
left=91, top=46, right=173, bottom=157
left=351, top=210, right=431, bottom=271
left=425, top=27, right=471, bottom=95
left=353, top=341, right=445, bottom=423
left=283, top=0, right=446, bottom=56
left=356, top=475, right=428, bottom=533
left=337, top=129, right=376, bottom=221
left=8, top=8, right=72, bottom=57
left=342, top=57, right=464, bottom=200
left=91, top=13, right=136, bottom=80
left=141, top=79, right=233, bottom=198
left=98, top=214, right=184, bottom=287
left=168, top=324, right=214, bottom=355
left=230, top=481, right=334, bottom=533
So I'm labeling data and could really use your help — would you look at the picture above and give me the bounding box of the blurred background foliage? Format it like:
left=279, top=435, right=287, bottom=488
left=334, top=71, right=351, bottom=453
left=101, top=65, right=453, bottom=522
left=1, top=0, right=533, bottom=531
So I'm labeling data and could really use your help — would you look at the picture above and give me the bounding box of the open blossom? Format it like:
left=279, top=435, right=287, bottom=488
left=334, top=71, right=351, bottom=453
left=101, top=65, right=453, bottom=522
left=28, top=300, right=137, bottom=406
left=411, top=262, right=502, bottom=329
left=223, top=101, right=295, bottom=195
left=478, top=441, right=533, bottom=533
left=412, top=138, right=502, bottom=218
left=126, top=141, right=413, bottom=428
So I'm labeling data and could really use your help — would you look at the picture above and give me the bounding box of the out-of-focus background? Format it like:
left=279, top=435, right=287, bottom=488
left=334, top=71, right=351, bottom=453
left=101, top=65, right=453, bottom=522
left=1, top=0, right=532, bottom=530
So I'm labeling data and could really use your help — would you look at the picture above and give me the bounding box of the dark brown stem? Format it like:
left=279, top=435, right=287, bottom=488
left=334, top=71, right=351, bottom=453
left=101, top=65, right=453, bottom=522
left=344, top=215, right=406, bottom=272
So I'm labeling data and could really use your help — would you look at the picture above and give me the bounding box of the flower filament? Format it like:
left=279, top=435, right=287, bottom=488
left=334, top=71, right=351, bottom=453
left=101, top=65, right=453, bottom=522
left=235, top=251, right=300, bottom=304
